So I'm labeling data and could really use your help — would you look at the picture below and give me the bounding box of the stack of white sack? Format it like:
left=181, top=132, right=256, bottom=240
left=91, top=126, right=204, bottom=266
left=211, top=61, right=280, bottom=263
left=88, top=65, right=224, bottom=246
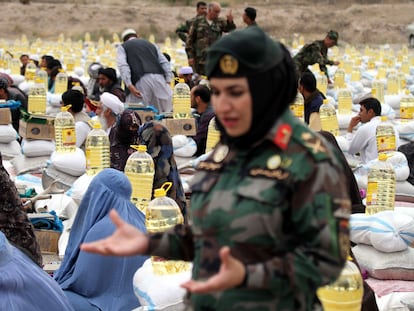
left=350, top=211, right=414, bottom=311
left=0, top=124, right=20, bottom=159
left=42, top=147, right=86, bottom=192
left=10, top=139, right=55, bottom=176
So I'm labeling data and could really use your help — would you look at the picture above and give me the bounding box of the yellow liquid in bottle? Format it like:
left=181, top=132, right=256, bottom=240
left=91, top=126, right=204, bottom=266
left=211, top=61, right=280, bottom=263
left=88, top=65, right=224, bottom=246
left=206, top=117, right=220, bottom=153
left=317, top=261, right=363, bottom=311
left=85, top=129, right=110, bottom=176
left=125, top=150, right=155, bottom=213
left=173, top=82, right=191, bottom=119
left=366, top=158, right=396, bottom=214
left=146, top=204, right=190, bottom=275
left=320, top=102, right=339, bottom=136
left=337, top=90, right=352, bottom=115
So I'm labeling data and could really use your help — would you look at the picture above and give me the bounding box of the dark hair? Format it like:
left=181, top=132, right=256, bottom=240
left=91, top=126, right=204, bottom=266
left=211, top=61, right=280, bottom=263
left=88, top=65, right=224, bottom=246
left=193, top=84, right=210, bottom=103
left=244, top=7, right=256, bottom=21
left=41, top=55, right=54, bottom=66
left=98, top=67, right=117, bottom=82
left=196, top=1, right=206, bottom=8
left=46, top=59, right=62, bottom=70
left=62, top=89, right=85, bottom=113
left=360, top=97, right=381, bottom=116
left=299, top=72, right=316, bottom=92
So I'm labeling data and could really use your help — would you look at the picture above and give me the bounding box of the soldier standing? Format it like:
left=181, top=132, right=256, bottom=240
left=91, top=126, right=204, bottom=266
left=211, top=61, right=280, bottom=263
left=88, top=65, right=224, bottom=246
left=186, top=1, right=236, bottom=75
left=82, top=26, right=351, bottom=311
left=175, top=1, right=208, bottom=43
left=293, top=30, right=340, bottom=84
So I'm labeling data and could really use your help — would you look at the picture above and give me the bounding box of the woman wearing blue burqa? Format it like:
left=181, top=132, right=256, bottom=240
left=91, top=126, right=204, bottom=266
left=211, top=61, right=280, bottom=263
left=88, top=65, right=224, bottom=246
left=54, top=168, right=148, bottom=310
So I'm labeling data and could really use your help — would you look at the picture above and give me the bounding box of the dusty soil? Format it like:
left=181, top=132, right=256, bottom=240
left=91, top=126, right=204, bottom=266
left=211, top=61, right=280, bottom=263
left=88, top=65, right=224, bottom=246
left=1, top=1, right=413, bottom=46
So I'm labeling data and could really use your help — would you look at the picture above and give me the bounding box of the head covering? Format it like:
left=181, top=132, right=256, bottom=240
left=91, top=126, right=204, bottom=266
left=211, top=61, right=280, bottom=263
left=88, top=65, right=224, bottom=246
left=100, top=92, right=124, bottom=115
left=122, top=28, right=137, bottom=41
left=84, top=97, right=98, bottom=112
left=29, top=54, right=39, bottom=62
left=327, top=30, right=339, bottom=45
left=244, top=7, right=256, bottom=21
left=0, top=73, right=13, bottom=87
left=88, top=62, right=103, bottom=79
left=110, top=110, right=142, bottom=171
left=0, top=153, right=42, bottom=266
left=98, top=67, right=117, bottom=82
left=0, top=231, right=74, bottom=311
left=206, top=26, right=298, bottom=148
left=179, top=66, right=193, bottom=75
left=54, top=168, right=148, bottom=311
left=0, top=77, right=8, bottom=90
left=62, top=89, right=85, bottom=113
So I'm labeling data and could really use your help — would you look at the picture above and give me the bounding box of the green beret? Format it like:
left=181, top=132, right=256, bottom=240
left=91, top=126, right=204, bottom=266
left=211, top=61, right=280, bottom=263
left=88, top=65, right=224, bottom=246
left=206, top=26, right=284, bottom=78
left=327, top=30, right=339, bottom=45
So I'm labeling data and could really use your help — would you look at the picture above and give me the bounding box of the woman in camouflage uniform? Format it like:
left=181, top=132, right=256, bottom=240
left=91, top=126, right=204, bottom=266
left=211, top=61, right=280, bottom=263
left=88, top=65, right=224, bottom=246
left=81, top=26, right=351, bottom=311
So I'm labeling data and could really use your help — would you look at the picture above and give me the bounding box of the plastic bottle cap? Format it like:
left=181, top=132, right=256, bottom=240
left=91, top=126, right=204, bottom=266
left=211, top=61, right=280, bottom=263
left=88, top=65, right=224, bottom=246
left=378, top=153, right=388, bottom=161
left=153, top=182, right=173, bottom=198
left=178, top=78, right=185, bottom=83
left=380, top=116, right=388, bottom=121
left=130, top=145, right=147, bottom=152
left=323, top=99, right=329, bottom=104
left=92, top=122, right=102, bottom=129
left=61, top=105, right=71, bottom=112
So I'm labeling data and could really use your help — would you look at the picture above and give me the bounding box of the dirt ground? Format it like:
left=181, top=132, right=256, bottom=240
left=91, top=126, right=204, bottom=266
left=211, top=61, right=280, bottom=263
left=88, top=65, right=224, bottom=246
left=1, top=1, right=413, bottom=47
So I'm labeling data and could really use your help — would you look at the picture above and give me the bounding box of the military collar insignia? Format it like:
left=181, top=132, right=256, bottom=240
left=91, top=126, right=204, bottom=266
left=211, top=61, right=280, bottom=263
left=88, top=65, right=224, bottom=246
left=272, top=123, right=292, bottom=150
left=219, top=55, right=238, bottom=75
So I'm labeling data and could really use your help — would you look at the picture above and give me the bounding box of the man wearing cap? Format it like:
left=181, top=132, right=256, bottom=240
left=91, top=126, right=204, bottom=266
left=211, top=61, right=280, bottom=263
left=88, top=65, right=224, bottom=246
left=117, top=28, right=173, bottom=113
left=186, top=1, right=236, bottom=75
left=243, top=7, right=257, bottom=27
left=178, top=66, right=195, bottom=89
left=293, top=30, right=340, bottom=84
left=96, top=92, right=124, bottom=135
left=175, top=1, right=208, bottom=43
left=98, top=67, right=126, bottom=102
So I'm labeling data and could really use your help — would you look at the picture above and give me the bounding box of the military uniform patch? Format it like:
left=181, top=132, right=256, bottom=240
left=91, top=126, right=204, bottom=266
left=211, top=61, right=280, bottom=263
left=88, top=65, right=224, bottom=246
left=267, top=155, right=281, bottom=170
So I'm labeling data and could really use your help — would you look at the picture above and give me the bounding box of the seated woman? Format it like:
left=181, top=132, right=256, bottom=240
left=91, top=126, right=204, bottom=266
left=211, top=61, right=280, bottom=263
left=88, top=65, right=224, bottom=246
left=0, top=231, right=74, bottom=311
left=0, top=152, right=42, bottom=266
left=54, top=168, right=148, bottom=311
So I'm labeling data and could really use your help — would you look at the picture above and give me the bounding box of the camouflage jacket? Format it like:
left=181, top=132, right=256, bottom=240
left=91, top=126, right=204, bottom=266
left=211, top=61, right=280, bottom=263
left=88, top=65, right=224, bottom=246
left=176, top=16, right=196, bottom=42
left=186, top=15, right=236, bottom=74
left=293, top=40, right=335, bottom=79
left=148, top=110, right=350, bottom=310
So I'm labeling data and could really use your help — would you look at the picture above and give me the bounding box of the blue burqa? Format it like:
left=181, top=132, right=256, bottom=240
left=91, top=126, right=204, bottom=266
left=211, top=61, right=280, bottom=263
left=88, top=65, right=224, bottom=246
left=0, top=231, right=74, bottom=310
left=54, top=168, right=148, bottom=311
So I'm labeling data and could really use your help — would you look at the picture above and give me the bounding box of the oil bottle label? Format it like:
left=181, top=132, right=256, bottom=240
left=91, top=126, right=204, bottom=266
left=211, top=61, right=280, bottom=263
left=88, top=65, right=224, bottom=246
left=400, top=106, right=414, bottom=119
left=62, top=128, right=76, bottom=146
left=366, top=182, right=378, bottom=205
left=377, top=135, right=396, bottom=152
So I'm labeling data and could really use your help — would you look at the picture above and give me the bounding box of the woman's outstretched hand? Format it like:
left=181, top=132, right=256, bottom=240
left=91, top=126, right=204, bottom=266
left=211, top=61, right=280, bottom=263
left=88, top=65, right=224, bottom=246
left=180, top=246, right=246, bottom=293
left=80, top=209, right=149, bottom=256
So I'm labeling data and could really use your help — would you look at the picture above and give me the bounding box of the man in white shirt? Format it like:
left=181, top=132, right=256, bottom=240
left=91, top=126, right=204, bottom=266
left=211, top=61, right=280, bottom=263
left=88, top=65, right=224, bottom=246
left=347, top=97, right=398, bottom=163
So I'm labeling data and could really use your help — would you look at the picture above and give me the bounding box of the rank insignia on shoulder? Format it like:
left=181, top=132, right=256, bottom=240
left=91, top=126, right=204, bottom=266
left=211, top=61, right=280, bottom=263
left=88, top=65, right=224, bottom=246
left=267, top=155, right=281, bottom=170
left=272, top=124, right=292, bottom=150
left=213, top=145, right=229, bottom=163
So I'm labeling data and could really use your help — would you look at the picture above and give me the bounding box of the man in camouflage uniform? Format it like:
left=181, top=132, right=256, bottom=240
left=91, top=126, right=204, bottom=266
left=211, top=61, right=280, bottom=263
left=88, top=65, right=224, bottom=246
left=82, top=27, right=351, bottom=311
left=293, top=30, right=340, bottom=84
left=175, top=1, right=208, bottom=43
left=186, top=1, right=236, bottom=75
